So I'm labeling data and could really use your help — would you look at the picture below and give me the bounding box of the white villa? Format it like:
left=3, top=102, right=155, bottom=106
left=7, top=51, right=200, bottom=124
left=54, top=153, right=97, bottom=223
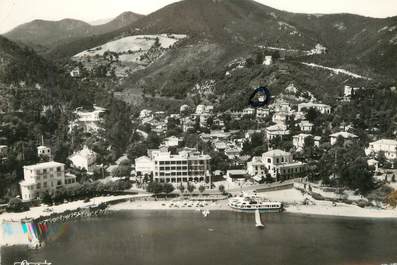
left=135, top=156, right=155, bottom=176
left=247, top=156, right=266, bottom=177
left=299, top=120, right=313, bottom=132
left=162, top=136, right=182, bottom=147
left=265, top=124, right=290, bottom=140
left=262, top=149, right=306, bottom=179
left=242, top=108, right=255, bottom=116
left=263, top=55, right=273, bottom=66
left=293, top=134, right=312, bottom=151
left=19, top=161, right=77, bottom=201
left=139, top=109, right=153, bottom=119
left=37, top=145, right=51, bottom=159
left=0, top=145, right=8, bottom=158
left=272, top=112, right=289, bottom=125
left=68, top=146, right=97, bottom=172
left=365, top=139, right=397, bottom=160
left=298, top=102, right=331, bottom=114
left=196, top=105, right=214, bottom=115
left=70, top=68, right=81, bottom=78
left=330, top=131, right=358, bottom=146
left=256, top=108, right=270, bottom=119
left=224, top=146, right=242, bottom=159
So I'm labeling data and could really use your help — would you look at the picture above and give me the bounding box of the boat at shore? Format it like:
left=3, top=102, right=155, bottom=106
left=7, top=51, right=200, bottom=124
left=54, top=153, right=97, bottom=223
left=228, top=194, right=283, bottom=213
left=255, top=209, right=264, bottom=228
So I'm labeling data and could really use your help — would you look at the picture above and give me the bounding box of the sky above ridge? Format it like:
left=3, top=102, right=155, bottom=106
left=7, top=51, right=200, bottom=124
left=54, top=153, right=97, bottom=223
left=1, top=0, right=396, bottom=33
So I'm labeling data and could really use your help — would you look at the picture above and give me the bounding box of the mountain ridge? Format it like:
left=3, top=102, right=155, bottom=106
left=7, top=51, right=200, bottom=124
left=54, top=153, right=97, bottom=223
left=3, top=11, right=144, bottom=54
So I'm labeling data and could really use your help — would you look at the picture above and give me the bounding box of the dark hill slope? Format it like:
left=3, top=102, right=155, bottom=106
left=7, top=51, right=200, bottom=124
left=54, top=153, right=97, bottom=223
left=3, top=12, right=143, bottom=54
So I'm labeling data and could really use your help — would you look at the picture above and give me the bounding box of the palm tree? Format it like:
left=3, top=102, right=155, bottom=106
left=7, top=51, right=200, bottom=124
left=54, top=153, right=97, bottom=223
left=187, top=183, right=196, bottom=195
left=178, top=184, right=185, bottom=194
left=198, top=185, right=205, bottom=194
left=218, top=185, right=225, bottom=194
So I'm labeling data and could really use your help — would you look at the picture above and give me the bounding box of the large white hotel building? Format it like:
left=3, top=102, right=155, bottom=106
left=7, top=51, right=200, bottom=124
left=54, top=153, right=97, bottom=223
left=136, top=148, right=211, bottom=183
left=19, top=161, right=77, bottom=201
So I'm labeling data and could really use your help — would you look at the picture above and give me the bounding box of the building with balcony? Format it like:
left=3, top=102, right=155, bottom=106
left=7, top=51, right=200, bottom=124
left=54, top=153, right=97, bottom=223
left=141, top=149, right=212, bottom=184
left=298, top=102, right=331, bottom=114
left=19, top=161, right=77, bottom=201
left=262, top=149, right=306, bottom=179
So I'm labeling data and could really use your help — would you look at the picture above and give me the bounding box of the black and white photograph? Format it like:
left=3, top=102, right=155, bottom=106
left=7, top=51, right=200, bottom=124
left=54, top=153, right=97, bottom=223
left=0, top=0, right=397, bottom=264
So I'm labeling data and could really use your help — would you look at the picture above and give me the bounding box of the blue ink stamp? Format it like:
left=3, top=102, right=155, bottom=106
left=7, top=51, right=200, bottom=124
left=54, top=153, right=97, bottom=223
left=249, top=86, right=271, bottom=108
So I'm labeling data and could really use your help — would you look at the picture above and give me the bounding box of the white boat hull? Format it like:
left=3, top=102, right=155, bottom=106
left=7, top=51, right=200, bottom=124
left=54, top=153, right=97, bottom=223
left=228, top=204, right=283, bottom=213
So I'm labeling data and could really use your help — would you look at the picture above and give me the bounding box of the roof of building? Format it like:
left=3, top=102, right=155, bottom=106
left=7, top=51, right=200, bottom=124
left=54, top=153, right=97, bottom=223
left=69, top=146, right=96, bottom=159
left=249, top=156, right=264, bottom=164
left=330, top=132, right=358, bottom=139
left=293, top=133, right=312, bottom=138
left=298, top=102, right=331, bottom=108
left=266, top=124, right=288, bottom=131
left=135, top=156, right=152, bottom=162
left=226, top=169, right=248, bottom=178
left=300, top=120, right=313, bottom=125
left=277, top=161, right=306, bottom=168
left=23, top=161, right=64, bottom=170
left=263, top=149, right=291, bottom=157
left=370, top=139, right=397, bottom=146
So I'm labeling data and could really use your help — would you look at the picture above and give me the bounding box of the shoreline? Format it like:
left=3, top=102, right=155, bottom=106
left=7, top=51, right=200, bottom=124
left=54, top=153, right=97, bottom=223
left=107, top=200, right=397, bottom=219
left=108, top=188, right=397, bottom=219
left=2, top=189, right=397, bottom=248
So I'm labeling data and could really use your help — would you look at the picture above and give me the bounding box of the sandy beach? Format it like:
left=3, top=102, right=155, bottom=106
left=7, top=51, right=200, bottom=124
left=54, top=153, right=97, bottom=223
left=108, top=198, right=230, bottom=211
left=0, top=194, right=149, bottom=223
left=107, top=188, right=397, bottom=219
left=260, top=188, right=397, bottom=219
left=2, top=188, right=397, bottom=222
